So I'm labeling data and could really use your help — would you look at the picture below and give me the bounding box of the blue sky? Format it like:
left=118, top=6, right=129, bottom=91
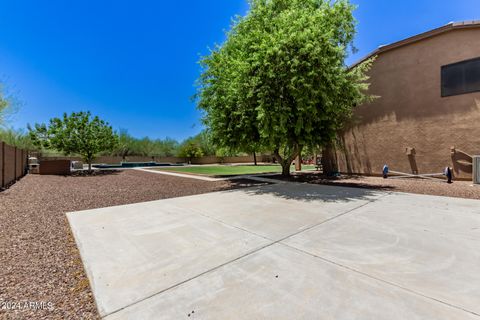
left=0, top=0, right=477, bottom=141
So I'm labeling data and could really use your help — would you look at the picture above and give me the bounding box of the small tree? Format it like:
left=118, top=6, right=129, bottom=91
left=197, top=0, right=373, bottom=176
left=0, top=84, right=19, bottom=128
left=115, top=129, right=136, bottom=160
left=0, top=91, right=8, bottom=127
left=178, top=140, right=203, bottom=164
left=195, top=131, right=217, bottom=156
left=0, top=128, right=36, bottom=150
left=160, top=137, right=180, bottom=157
left=29, top=111, right=118, bottom=172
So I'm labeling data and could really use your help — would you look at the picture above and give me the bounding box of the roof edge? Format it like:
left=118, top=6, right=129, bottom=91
left=349, top=20, right=480, bottom=68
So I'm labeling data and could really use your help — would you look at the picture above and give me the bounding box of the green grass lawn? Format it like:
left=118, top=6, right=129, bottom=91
left=154, top=164, right=315, bottom=176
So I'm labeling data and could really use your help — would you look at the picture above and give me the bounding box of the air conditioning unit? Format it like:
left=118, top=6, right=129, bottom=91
left=474, top=156, right=480, bottom=185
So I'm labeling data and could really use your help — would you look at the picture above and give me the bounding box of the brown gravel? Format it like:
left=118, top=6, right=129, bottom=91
left=272, top=172, right=480, bottom=200
left=0, top=170, right=262, bottom=320
left=2, top=169, right=477, bottom=319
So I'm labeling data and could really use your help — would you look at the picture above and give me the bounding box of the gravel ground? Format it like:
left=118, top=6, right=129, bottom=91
left=0, top=170, right=262, bottom=320
left=272, top=172, right=480, bottom=200
left=2, top=169, right=477, bottom=319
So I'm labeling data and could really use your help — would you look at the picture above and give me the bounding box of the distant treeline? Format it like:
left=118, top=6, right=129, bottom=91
left=112, top=130, right=246, bottom=158
left=0, top=127, right=36, bottom=150
left=0, top=127, right=245, bottom=158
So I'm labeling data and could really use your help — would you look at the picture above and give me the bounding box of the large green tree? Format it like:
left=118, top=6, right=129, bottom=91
left=197, top=0, right=373, bottom=176
left=29, top=111, right=118, bottom=172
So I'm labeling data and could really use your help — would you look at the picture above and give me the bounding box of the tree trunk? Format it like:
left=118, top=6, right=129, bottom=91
left=273, top=144, right=303, bottom=177
left=295, top=153, right=302, bottom=172
left=321, top=144, right=338, bottom=176
left=281, top=162, right=290, bottom=176
left=88, top=161, right=92, bottom=173
left=253, top=151, right=257, bottom=166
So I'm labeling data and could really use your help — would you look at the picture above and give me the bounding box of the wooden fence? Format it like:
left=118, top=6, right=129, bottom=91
left=1, top=141, right=28, bottom=189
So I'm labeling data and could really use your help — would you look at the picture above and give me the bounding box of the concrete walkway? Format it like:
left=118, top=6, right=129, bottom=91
left=134, top=167, right=287, bottom=183
left=134, top=167, right=224, bottom=181
left=68, top=182, right=480, bottom=319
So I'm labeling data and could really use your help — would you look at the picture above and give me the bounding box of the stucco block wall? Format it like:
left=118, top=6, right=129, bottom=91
left=39, top=160, right=71, bottom=175
left=15, top=148, right=23, bottom=178
left=3, top=144, right=16, bottom=185
left=0, top=142, right=28, bottom=188
left=22, top=150, right=27, bottom=176
left=337, top=28, right=480, bottom=179
left=0, top=142, right=3, bottom=185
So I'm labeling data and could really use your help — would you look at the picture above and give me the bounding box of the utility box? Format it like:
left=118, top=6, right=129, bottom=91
left=71, top=161, right=84, bottom=170
left=474, top=156, right=480, bottom=184
left=28, top=157, right=40, bottom=174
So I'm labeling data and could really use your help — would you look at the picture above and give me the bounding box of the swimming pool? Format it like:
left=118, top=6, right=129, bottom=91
left=93, top=162, right=182, bottom=169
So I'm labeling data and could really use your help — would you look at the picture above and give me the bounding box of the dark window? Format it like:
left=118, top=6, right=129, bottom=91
left=441, top=57, right=480, bottom=97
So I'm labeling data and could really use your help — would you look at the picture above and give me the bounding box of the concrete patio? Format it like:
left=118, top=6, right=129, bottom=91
left=67, top=182, right=480, bottom=319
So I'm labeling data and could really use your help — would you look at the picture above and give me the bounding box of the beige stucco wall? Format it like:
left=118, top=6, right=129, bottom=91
left=337, top=28, right=480, bottom=179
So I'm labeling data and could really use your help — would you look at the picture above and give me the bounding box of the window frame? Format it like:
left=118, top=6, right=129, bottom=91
left=441, top=56, right=480, bottom=97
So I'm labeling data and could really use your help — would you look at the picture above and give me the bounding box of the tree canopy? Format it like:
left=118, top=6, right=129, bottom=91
left=197, top=0, right=373, bottom=175
left=29, top=111, right=118, bottom=171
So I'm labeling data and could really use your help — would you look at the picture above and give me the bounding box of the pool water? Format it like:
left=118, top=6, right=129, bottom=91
left=93, top=162, right=182, bottom=169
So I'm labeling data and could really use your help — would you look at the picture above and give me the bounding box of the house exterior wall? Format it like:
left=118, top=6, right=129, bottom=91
left=337, top=28, right=480, bottom=180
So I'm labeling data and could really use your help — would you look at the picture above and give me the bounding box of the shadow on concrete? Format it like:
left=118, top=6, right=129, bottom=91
left=238, top=176, right=386, bottom=203
left=224, top=178, right=273, bottom=190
